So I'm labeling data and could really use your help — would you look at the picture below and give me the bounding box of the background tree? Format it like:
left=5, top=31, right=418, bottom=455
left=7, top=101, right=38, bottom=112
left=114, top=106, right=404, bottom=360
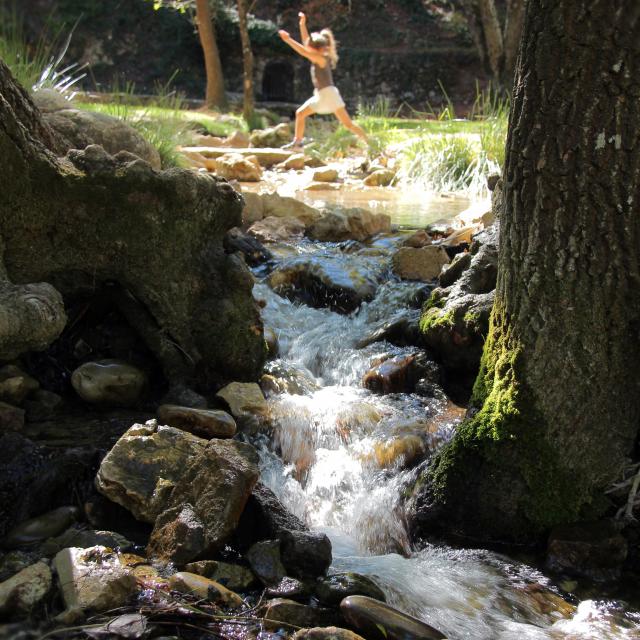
left=152, top=0, right=226, bottom=108
left=236, top=0, right=254, bottom=125
left=411, top=0, right=640, bottom=542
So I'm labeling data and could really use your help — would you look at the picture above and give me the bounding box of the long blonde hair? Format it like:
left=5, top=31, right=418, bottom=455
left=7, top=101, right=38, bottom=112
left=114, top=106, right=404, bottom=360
left=310, top=28, right=339, bottom=69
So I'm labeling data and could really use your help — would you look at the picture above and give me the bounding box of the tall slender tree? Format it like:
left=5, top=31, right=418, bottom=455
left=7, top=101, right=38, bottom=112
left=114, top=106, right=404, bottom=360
left=412, top=0, right=640, bottom=542
left=236, top=0, right=254, bottom=124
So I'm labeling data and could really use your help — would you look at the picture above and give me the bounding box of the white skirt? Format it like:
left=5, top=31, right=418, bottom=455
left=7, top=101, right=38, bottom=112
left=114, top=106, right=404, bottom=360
left=300, top=86, right=345, bottom=115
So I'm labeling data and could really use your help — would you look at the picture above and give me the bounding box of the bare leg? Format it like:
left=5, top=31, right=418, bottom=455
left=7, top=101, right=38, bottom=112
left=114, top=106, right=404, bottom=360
left=334, top=107, right=368, bottom=143
left=295, top=105, right=315, bottom=142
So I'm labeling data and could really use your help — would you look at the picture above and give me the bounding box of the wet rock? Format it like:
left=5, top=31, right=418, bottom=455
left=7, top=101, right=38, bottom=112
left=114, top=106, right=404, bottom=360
left=225, top=226, right=274, bottom=266
left=363, top=169, right=395, bottom=187
left=249, top=216, right=307, bottom=243
left=2, top=506, right=79, bottom=549
left=43, top=107, right=162, bottom=169
left=40, top=525, right=133, bottom=556
left=315, top=573, right=386, bottom=606
left=267, top=576, right=313, bottom=602
left=439, top=252, right=472, bottom=288
left=54, top=546, right=138, bottom=612
left=215, top=382, right=269, bottom=422
left=162, top=383, right=208, bottom=409
left=280, top=530, right=332, bottom=580
left=392, top=246, right=450, bottom=281
left=95, top=420, right=207, bottom=523
left=71, top=360, right=146, bottom=407
left=546, top=520, right=628, bottom=582
left=146, top=504, right=206, bottom=564
left=250, top=123, right=291, bottom=148
left=308, top=208, right=391, bottom=243
left=440, top=225, right=479, bottom=248
left=0, top=401, right=24, bottom=432
left=262, top=362, right=319, bottom=396
left=313, top=168, right=339, bottom=182
left=23, top=389, right=62, bottom=422
left=401, top=230, right=432, bottom=248
left=277, top=153, right=306, bottom=171
left=340, top=595, right=446, bottom=640
left=268, top=254, right=379, bottom=314
left=0, top=366, right=39, bottom=405
left=157, top=404, right=236, bottom=439
left=183, top=560, right=257, bottom=591
left=149, top=439, right=259, bottom=561
left=305, top=181, right=340, bottom=191
left=236, top=483, right=308, bottom=550
left=246, top=540, right=287, bottom=585
left=362, top=354, right=417, bottom=394
left=259, top=598, right=340, bottom=630
left=0, top=561, right=52, bottom=618
left=168, top=572, right=244, bottom=608
left=356, top=310, right=422, bottom=349
left=265, top=327, right=279, bottom=359
left=369, top=435, right=427, bottom=470
left=293, top=627, right=366, bottom=640
left=213, top=153, right=262, bottom=181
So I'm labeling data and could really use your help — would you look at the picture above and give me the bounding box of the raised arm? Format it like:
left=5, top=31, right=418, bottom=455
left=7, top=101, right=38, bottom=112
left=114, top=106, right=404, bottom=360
left=278, top=30, right=326, bottom=66
left=298, top=11, right=310, bottom=45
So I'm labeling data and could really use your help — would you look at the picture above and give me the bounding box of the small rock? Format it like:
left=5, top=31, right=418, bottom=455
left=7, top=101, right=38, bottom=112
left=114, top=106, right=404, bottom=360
left=31, top=88, right=71, bottom=113
left=215, top=382, right=269, bottom=421
left=265, top=327, right=279, bottom=359
left=214, top=153, right=262, bottom=181
left=0, top=561, right=52, bottom=617
left=259, top=598, right=340, bottom=630
left=362, top=354, right=417, bottom=394
left=313, top=168, right=339, bottom=182
left=71, top=360, right=146, bottom=407
left=23, top=389, right=63, bottom=422
left=225, top=130, right=251, bottom=148
left=363, top=169, right=395, bottom=187
left=280, top=530, right=332, bottom=580
left=2, top=506, right=79, bottom=549
left=225, top=227, right=274, bottom=266
left=183, top=560, right=257, bottom=591
left=246, top=540, right=287, bottom=586
left=260, top=193, right=322, bottom=226
left=304, top=181, right=340, bottom=191
left=41, top=525, right=133, bottom=556
left=308, top=208, right=391, bottom=243
left=54, top=546, right=138, bottom=612
left=0, top=365, right=39, bottom=405
left=0, top=401, right=24, bottom=432
left=277, top=153, right=306, bottom=171
left=546, top=520, right=628, bottom=582
left=161, top=384, right=208, bottom=409
left=315, top=573, right=386, bottom=606
left=392, top=246, right=450, bottom=281
left=293, top=628, right=366, bottom=640
left=402, top=230, right=432, bottom=249
left=157, top=404, right=236, bottom=439
left=146, top=503, right=206, bottom=564
left=267, top=576, right=313, bottom=602
left=425, top=219, right=454, bottom=237
left=340, top=595, right=446, bottom=640
left=168, top=572, right=244, bottom=608
left=441, top=225, right=479, bottom=247
left=439, top=252, right=472, bottom=288
left=250, top=123, right=291, bottom=148
left=248, top=216, right=307, bottom=243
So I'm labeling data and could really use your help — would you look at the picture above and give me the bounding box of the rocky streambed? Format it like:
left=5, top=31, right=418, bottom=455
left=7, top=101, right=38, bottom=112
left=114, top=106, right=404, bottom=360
left=1, top=183, right=640, bottom=640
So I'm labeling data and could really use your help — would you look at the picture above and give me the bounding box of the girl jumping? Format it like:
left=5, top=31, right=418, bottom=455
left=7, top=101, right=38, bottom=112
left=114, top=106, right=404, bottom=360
left=278, top=12, right=368, bottom=150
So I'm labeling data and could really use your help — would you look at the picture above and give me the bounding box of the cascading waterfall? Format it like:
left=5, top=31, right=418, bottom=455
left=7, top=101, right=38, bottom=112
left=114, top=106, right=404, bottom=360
left=251, top=237, right=640, bottom=640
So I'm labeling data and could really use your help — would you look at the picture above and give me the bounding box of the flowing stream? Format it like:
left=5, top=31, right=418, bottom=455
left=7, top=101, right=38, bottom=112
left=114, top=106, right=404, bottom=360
left=249, top=202, right=640, bottom=639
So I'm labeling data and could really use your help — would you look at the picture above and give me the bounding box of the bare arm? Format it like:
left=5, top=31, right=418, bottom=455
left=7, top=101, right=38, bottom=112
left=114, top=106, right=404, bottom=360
left=298, top=11, right=310, bottom=45
left=278, top=30, right=326, bottom=66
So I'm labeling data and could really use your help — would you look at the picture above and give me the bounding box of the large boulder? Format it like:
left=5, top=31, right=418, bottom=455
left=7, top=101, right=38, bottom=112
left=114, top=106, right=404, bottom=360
left=419, top=223, right=499, bottom=375
left=268, top=254, right=379, bottom=314
left=95, top=420, right=207, bottom=523
left=308, top=208, right=391, bottom=242
left=42, top=107, right=162, bottom=169
left=147, top=439, right=259, bottom=562
left=1, top=141, right=266, bottom=387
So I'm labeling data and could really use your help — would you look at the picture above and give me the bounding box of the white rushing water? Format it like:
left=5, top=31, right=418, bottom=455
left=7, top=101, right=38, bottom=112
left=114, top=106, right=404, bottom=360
left=252, top=239, right=640, bottom=640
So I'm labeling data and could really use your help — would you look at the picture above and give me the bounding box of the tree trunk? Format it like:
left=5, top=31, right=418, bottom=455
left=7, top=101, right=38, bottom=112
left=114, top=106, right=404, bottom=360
left=502, top=0, right=526, bottom=82
left=0, top=59, right=265, bottom=388
left=459, top=0, right=487, bottom=69
left=411, top=0, right=640, bottom=543
left=237, top=0, right=255, bottom=125
left=477, top=0, right=504, bottom=81
left=195, top=0, right=226, bottom=109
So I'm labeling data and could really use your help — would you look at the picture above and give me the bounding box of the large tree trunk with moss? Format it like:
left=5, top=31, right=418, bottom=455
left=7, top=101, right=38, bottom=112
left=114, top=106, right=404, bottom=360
left=410, top=0, right=640, bottom=543
left=195, top=0, right=226, bottom=109
left=0, top=59, right=264, bottom=388
left=237, top=0, right=255, bottom=125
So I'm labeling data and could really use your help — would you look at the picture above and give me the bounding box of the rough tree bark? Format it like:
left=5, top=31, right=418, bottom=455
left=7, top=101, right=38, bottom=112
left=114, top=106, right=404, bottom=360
left=237, top=0, right=255, bottom=125
left=0, top=59, right=264, bottom=387
left=195, top=0, right=226, bottom=109
left=411, top=0, right=640, bottom=543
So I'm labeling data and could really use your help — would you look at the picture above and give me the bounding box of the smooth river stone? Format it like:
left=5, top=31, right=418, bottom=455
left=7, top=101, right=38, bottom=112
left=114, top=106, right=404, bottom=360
left=293, top=628, right=366, bottom=640
left=315, top=572, right=386, bottom=606
left=2, top=506, right=79, bottom=549
left=340, top=595, right=447, bottom=640
left=168, top=572, right=244, bottom=608
left=71, top=359, right=146, bottom=406
left=157, top=404, right=236, bottom=439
